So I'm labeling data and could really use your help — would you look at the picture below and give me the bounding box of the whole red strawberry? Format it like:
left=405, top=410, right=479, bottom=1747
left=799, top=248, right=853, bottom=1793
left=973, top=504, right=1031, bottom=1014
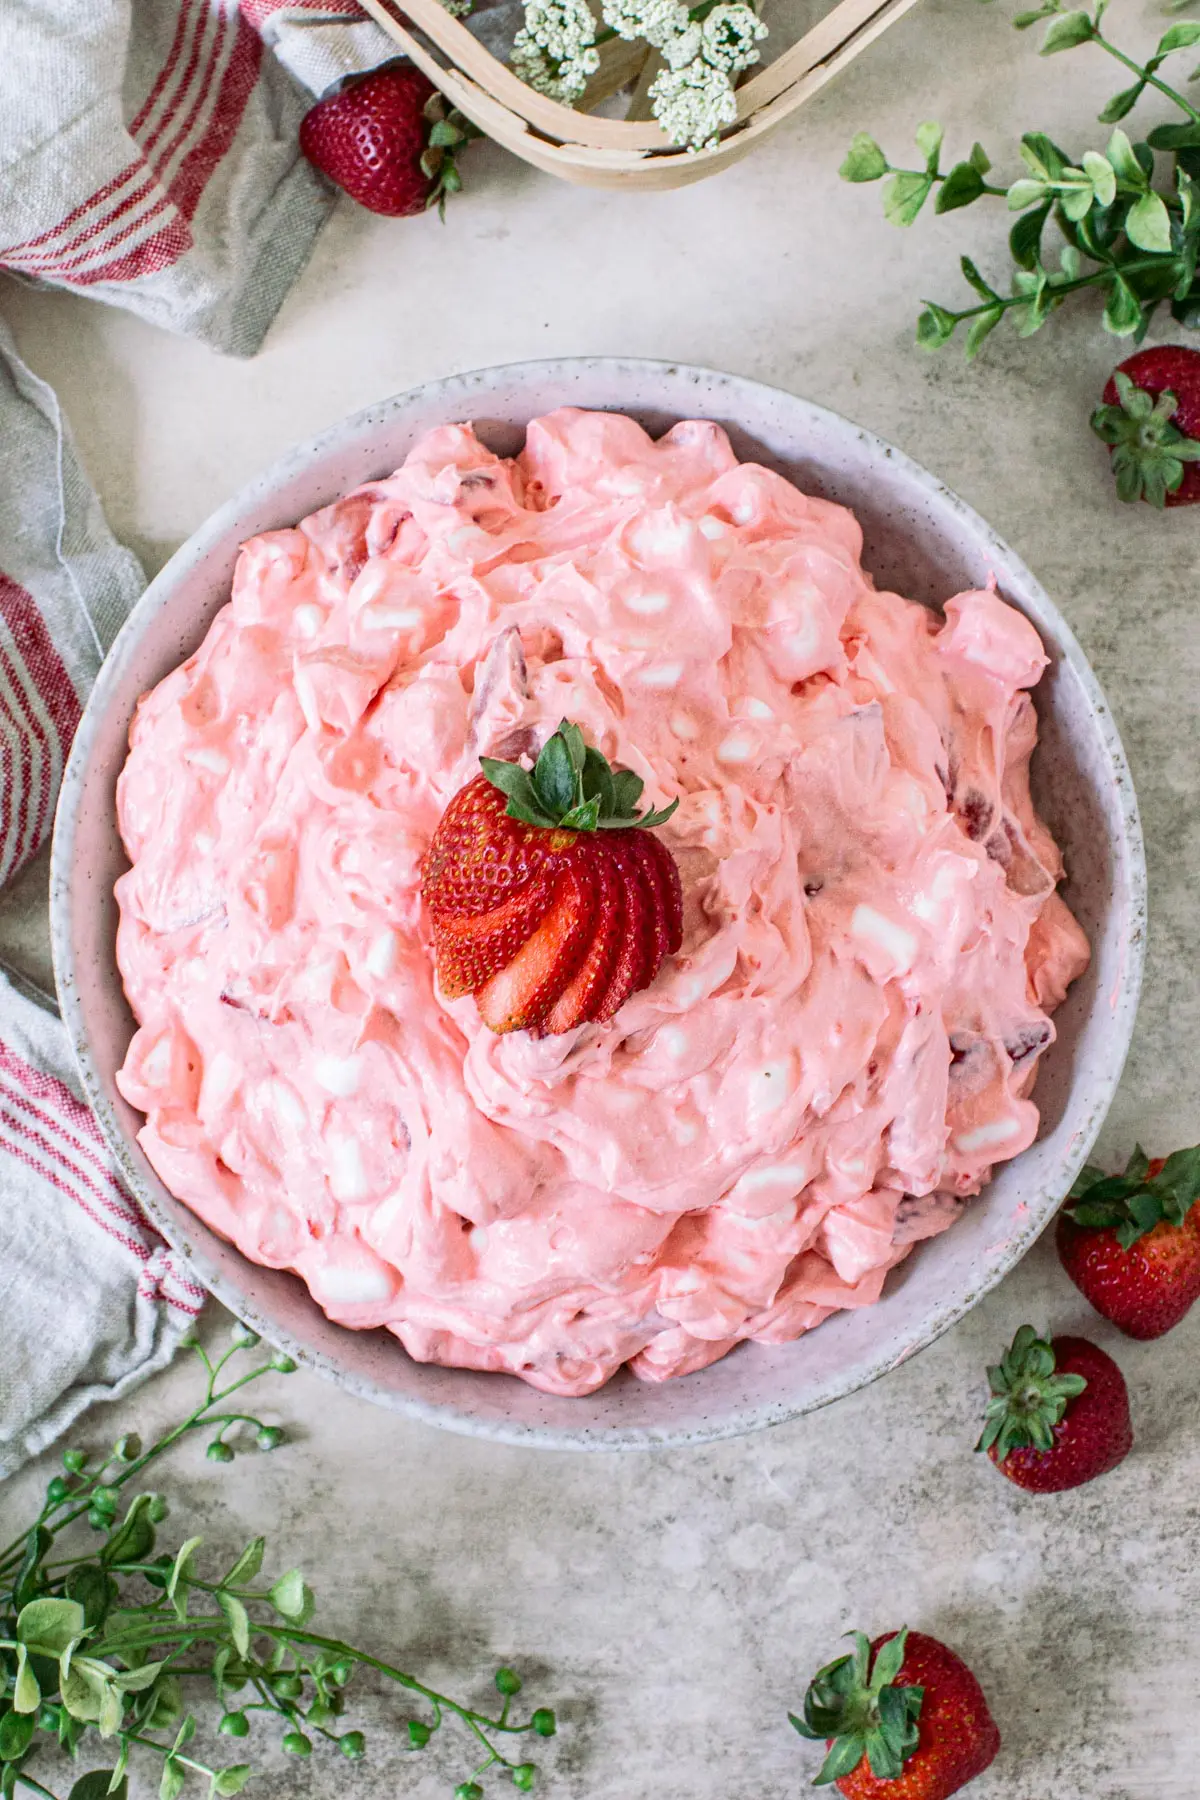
left=1091, top=346, right=1200, bottom=506
left=789, top=1627, right=999, bottom=1798
left=421, top=720, right=682, bottom=1036
left=1056, top=1145, right=1200, bottom=1339
left=299, top=64, right=476, bottom=218
left=976, top=1324, right=1132, bottom=1493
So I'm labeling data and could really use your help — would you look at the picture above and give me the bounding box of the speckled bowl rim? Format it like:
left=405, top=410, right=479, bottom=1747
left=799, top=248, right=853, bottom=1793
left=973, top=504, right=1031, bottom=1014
left=50, top=357, right=1146, bottom=1451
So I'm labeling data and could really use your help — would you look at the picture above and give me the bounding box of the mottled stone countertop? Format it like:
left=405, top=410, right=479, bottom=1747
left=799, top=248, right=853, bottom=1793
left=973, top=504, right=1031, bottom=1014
left=1, top=2, right=1195, bottom=1793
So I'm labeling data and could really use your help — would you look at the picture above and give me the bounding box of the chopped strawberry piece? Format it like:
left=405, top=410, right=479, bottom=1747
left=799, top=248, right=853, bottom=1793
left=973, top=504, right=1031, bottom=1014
left=476, top=863, right=595, bottom=1034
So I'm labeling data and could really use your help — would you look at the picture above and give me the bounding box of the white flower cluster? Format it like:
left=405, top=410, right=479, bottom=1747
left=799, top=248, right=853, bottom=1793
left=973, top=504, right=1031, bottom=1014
left=511, top=0, right=601, bottom=102
left=510, top=0, right=766, bottom=150
left=647, top=1, right=767, bottom=150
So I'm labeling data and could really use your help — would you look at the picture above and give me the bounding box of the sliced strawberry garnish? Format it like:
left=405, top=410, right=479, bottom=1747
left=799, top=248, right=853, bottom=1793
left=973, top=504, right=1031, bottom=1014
left=476, top=861, right=595, bottom=1034
left=642, top=829, right=683, bottom=955
left=422, top=720, right=682, bottom=1037
left=591, top=835, right=654, bottom=1023
left=624, top=830, right=675, bottom=984
left=422, top=775, right=567, bottom=917
left=543, top=845, right=623, bottom=1034
left=433, top=877, right=556, bottom=998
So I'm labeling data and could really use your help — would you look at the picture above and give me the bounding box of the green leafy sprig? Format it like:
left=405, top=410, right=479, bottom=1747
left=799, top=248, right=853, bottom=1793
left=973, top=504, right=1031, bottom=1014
left=975, top=1324, right=1088, bottom=1461
left=481, top=720, right=678, bottom=833
left=0, top=1331, right=556, bottom=1800
left=1066, top=1141, right=1200, bottom=1246
left=840, top=1, right=1200, bottom=354
left=788, top=1629, right=923, bottom=1786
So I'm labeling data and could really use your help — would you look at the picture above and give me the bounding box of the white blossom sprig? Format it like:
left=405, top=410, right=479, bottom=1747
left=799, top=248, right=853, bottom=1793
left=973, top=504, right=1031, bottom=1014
left=510, top=0, right=767, bottom=149
left=511, top=0, right=602, bottom=102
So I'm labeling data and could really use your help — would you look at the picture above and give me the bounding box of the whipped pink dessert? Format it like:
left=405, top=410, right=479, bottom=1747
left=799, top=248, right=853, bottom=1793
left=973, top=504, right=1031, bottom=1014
left=115, top=408, right=1090, bottom=1396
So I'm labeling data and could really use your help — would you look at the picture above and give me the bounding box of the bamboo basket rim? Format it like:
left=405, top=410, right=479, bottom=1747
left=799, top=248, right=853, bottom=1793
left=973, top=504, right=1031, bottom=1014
left=356, top=0, right=920, bottom=169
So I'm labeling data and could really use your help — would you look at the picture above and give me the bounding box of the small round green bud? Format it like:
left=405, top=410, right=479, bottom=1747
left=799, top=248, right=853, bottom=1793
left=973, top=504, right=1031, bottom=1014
left=256, top=1425, right=285, bottom=1451
left=114, top=1433, right=141, bottom=1462
left=230, top=1323, right=261, bottom=1348
left=92, top=1485, right=120, bottom=1511
left=148, top=1495, right=169, bottom=1522
left=511, top=1766, right=537, bottom=1793
left=269, top=1350, right=298, bottom=1373
left=62, top=1448, right=87, bottom=1474
left=494, top=1667, right=522, bottom=1698
left=407, top=1719, right=431, bottom=1749
left=87, top=1508, right=109, bottom=1532
left=531, top=1709, right=556, bottom=1739
left=273, top=1674, right=303, bottom=1700
left=45, top=1475, right=70, bottom=1506
left=454, top=1785, right=484, bottom=1800
left=207, top=1440, right=235, bottom=1464
left=339, top=1731, right=366, bottom=1760
left=219, top=1712, right=250, bottom=1738
left=281, top=1731, right=312, bottom=1757
left=330, top=1659, right=354, bottom=1686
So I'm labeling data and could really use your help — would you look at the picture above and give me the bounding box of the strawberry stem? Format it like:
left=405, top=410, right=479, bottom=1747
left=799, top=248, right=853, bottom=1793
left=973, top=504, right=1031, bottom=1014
left=480, top=721, right=678, bottom=834
left=789, top=1629, right=923, bottom=1786
left=1066, top=1142, right=1200, bottom=1247
left=976, top=1325, right=1087, bottom=1461
left=1090, top=375, right=1200, bottom=506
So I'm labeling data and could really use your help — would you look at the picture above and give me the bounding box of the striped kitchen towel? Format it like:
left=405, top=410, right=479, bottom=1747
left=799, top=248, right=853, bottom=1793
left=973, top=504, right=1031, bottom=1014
left=0, top=323, right=205, bottom=1479
left=0, top=0, right=523, bottom=354
left=0, top=0, right=342, bottom=354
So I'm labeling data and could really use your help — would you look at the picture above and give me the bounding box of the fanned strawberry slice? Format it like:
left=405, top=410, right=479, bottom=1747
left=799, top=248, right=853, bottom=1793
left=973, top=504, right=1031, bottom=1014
left=422, top=775, right=568, bottom=917
left=625, top=831, right=675, bottom=984
left=476, top=861, right=596, bottom=1034
left=543, top=845, right=623, bottom=1034
left=433, top=877, right=556, bottom=999
left=591, top=835, right=654, bottom=1023
left=422, top=719, right=682, bottom=1036
left=642, top=829, right=683, bottom=955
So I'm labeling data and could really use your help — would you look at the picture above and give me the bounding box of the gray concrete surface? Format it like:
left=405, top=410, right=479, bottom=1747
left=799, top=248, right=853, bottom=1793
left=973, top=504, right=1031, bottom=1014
left=1, top=0, right=1195, bottom=1792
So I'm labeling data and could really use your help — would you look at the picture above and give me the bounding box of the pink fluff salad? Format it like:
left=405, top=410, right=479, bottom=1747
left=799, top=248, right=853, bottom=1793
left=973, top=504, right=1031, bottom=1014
left=114, top=409, right=1090, bottom=1396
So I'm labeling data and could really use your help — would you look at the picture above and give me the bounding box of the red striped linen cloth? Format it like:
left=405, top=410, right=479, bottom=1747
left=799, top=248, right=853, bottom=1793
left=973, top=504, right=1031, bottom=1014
left=0, top=0, right=362, bottom=352
left=0, top=1, right=411, bottom=1472
left=0, top=325, right=209, bottom=1477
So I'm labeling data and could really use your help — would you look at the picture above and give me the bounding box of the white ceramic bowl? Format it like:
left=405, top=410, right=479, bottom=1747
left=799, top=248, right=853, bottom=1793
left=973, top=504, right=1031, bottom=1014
left=50, top=359, right=1145, bottom=1451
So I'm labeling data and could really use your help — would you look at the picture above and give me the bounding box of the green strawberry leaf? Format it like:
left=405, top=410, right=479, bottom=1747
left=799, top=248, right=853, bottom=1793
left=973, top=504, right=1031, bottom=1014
left=532, top=733, right=578, bottom=816
left=976, top=1325, right=1085, bottom=1461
